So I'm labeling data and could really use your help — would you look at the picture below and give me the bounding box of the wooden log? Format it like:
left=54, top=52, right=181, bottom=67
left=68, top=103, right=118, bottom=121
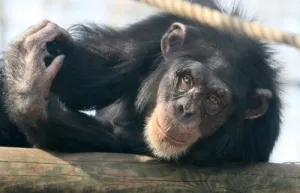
left=0, top=147, right=299, bottom=193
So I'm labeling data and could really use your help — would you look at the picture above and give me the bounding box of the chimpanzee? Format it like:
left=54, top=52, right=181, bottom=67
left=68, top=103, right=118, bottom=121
left=0, top=0, right=281, bottom=166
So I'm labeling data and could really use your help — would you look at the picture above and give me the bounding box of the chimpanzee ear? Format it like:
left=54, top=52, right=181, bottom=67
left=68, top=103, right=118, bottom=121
left=161, top=22, right=186, bottom=60
left=245, top=88, right=273, bottom=119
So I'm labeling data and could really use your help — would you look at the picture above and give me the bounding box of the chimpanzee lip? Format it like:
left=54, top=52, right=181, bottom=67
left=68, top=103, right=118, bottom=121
left=155, top=117, right=187, bottom=145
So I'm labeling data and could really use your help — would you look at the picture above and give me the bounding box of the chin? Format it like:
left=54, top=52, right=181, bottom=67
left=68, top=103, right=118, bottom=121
left=144, top=102, right=198, bottom=160
left=144, top=118, right=189, bottom=160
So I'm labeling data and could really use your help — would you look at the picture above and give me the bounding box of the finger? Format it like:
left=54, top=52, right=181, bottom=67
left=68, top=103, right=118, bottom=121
left=55, top=27, right=72, bottom=42
left=24, top=23, right=65, bottom=50
left=59, top=28, right=72, bottom=41
left=46, top=55, right=64, bottom=81
left=25, top=45, right=48, bottom=73
left=15, top=20, right=50, bottom=42
left=43, top=55, right=64, bottom=99
left=22, top=45, right=56, bottom=80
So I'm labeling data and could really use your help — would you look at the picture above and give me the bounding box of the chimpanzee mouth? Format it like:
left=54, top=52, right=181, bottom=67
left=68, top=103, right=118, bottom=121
left=155, top=117, right=187, bottom=146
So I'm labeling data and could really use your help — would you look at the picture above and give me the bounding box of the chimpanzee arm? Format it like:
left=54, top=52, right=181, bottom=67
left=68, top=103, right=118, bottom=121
left=48, top=22, right=162, bottom=111
left=29, top=94, right=121, bottom=152
left=0, top=59, right=29, bottom=147
left=3, top=20, right=122, bottom=152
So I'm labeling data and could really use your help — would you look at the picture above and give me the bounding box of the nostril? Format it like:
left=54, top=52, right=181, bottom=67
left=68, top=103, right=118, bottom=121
left=177, top=104, right=194, bottom=118
left=183, top=112, right=193, bottom=118
left=178, top=105, right=184, bottom=114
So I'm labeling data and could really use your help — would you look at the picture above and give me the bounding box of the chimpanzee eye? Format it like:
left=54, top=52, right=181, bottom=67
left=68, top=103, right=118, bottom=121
left=208, top=95, right=219, bottom=104
left=179, top=74, right=193, bottom=91
left=205, top=95, right=221, bottom=115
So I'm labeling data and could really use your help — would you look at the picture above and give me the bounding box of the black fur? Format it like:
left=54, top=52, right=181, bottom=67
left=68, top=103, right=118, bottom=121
left=0, top=0, right=281, bottom=166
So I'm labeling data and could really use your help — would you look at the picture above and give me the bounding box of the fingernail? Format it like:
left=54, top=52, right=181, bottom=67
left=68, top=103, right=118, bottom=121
left=58, top=55, right=65, bottom=62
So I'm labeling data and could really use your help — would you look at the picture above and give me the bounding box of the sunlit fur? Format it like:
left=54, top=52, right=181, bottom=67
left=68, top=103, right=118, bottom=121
left=144, top=105, right=188, bottom=160
left=144, top=102, right=200, bottom=160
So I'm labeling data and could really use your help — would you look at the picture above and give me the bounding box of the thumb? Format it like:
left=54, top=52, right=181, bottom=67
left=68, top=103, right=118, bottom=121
left=46, top=55, right=64, bottom=80
left=43, top=55, right=64, bottom=99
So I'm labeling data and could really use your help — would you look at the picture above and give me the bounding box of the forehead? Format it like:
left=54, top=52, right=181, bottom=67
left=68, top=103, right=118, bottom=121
left=181, top=38, right=252, bottom=80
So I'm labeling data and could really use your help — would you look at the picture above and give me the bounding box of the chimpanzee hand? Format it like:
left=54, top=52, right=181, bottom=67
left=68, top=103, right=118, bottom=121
left=2, top=20, right=122, bottom=150
left=3, top=20, right=71, bottom=121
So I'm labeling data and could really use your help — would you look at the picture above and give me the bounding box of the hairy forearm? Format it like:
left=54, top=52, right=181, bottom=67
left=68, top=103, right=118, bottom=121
left=49, top=40, right=123, bottom=110
left=49, top=24, right=157, bottom=110
left=38, top=95, right=121, bottom=152
left=3, top=90, right=121, bottom=152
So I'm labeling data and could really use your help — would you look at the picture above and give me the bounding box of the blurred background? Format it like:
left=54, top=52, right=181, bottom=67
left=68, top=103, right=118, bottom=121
left=0, top=0, right=299, bottom=163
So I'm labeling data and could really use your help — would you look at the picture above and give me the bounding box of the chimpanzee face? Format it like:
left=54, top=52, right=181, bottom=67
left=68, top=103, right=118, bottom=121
left=144, top=22, right=273, bottom=160
left=159, top=58, right=235, bottom=135
left=145, top=56, right=235, bottom=160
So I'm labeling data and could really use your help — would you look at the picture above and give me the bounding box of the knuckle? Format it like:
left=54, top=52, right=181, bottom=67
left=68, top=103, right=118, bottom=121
left=49, top=23, right=64, bottom=35
left=24, top=36, right=46, bottom=51
left=47, top=23, right=71, bottom=40
left=49, top=22, right=58, bottom=27
left=47, top=22, right=58, bottom=31
left=35, top=39, right=46, bottom=49
left=40, top=19, right=51, bottom=25
left=23, top=37, right=35, bottom=50
left=32, top=19, right=50, bottom=27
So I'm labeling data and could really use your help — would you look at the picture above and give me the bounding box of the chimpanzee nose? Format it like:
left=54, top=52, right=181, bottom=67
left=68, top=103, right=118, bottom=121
left=177, top=104, right=195, bottom=118
left=175, top=100, right=198, bottom=123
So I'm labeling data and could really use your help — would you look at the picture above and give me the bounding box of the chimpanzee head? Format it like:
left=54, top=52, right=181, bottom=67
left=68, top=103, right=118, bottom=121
left=144, top=22, right=278, bottom=160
